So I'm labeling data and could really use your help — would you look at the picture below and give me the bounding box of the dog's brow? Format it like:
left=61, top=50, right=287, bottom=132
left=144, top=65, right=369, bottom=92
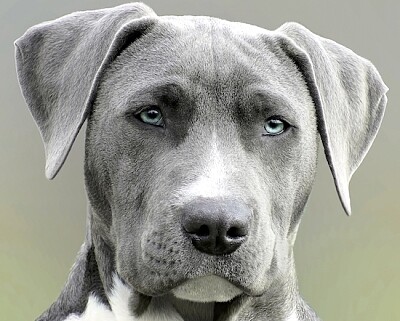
left=125, top=80, right=186, bottom=108
left=249, top=88, right=298, bottom=115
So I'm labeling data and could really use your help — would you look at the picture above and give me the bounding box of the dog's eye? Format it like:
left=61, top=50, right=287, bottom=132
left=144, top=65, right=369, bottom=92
left=263, top=117, right=289, bottom=136
left=136, top=107, right=164, bottom=127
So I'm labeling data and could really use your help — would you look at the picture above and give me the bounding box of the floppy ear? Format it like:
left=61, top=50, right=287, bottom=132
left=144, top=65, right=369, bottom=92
left=275, top=22, right=388, bottom=215
left=15, top=3, right=157, bottom=179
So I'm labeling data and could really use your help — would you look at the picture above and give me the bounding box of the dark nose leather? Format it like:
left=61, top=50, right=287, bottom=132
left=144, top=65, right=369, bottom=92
left=181, top=198, right=251, bottom=255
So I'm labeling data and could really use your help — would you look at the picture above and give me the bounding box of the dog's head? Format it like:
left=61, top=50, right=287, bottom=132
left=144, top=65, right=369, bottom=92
left=16, top=3, right=387, bottom=302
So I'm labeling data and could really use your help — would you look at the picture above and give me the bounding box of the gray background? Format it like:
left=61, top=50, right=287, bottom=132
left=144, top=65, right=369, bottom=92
left=1, top=0, right=399, bottom=320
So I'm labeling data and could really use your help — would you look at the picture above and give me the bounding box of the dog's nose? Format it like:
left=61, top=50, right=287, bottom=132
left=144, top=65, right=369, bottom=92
left=181, top=198, right=251, bottom=255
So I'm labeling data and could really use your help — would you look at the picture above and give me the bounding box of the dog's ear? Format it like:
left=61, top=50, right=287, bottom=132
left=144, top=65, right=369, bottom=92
left=15, top=3, right=157, bottom=179
left=276, top=22, right=388, bottom=215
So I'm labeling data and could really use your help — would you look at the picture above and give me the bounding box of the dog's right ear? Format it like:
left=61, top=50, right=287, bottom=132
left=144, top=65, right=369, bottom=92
left=15, top=3, right=157, bottom=179
left=275, top=22, right=388, bottom=216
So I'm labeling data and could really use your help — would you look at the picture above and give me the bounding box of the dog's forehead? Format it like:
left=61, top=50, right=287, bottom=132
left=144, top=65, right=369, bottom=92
left=101, top=15, right=312, bottom=117
left=151, top=16, right=292, bottom=81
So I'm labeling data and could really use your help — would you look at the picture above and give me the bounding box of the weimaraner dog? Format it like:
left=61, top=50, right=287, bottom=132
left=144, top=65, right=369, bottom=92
left=15, top=3, right=387, bottom=321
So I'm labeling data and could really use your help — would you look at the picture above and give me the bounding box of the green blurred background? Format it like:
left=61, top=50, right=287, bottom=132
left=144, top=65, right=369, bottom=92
left=1, top=0, right=399, bottom=320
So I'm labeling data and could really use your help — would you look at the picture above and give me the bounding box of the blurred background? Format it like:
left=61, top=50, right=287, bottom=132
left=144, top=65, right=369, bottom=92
left=1, top=0, right=399, bottom=320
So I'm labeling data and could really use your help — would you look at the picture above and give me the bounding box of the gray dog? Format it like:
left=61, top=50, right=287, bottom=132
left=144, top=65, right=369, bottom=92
left=15, top=3, right=387, bottom=321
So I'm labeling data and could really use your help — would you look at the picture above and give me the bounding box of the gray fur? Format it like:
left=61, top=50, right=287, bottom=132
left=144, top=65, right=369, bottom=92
left=15, top=3, right=387, bottom=321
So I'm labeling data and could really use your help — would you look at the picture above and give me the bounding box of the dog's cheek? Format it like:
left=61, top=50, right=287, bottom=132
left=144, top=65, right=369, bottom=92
left=84, top=118, right=117, bottom=230
left=253, top=120, right=318, bottom=275
left=114, top=238, right=152, bottom=294
left=85, top=115, right=160, bottom=279
left=284, top=118, right=319, bottom=233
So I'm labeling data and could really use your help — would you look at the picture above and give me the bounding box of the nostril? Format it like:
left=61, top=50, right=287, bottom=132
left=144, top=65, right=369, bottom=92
left=226, top=226, right=247, bottom=239
left=196, top=224, right=210, bottom=237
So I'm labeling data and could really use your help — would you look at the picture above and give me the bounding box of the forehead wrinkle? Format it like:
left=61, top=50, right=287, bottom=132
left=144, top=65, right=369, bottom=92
left=168, top=17, right=263, bottom=93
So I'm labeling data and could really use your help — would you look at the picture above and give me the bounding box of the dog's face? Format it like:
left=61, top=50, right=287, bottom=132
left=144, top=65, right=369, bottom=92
left=85, top=18, right=318, bottom=299
left=15, top=3, right=387, bottom=311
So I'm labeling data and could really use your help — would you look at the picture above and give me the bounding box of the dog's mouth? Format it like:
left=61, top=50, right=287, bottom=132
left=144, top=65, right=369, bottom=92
left=123, top=227, right=277, bottom=299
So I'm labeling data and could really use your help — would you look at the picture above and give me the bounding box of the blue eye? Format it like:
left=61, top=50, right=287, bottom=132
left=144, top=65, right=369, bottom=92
left=264, top=118, right=288, bottom=136
left=136, top=108, right=164, bottom=127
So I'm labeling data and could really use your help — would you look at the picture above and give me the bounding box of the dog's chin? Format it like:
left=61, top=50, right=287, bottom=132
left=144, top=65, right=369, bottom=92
left=171, top=275, right=243, bottom=303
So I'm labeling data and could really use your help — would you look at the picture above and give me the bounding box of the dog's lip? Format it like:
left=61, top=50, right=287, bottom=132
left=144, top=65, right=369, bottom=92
left=170, top=275, right=244, bottom=302
left=226, top=278, right=265, bottom=297
left=128, top=272, right=265, bottom=299
left=162, top=274, right=263, bottom=298
left=169, top=276, right=265, bottom=300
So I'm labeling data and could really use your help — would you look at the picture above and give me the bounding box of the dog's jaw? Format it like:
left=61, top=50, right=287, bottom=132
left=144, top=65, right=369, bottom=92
left=61, top=273, right=302, bottom=321
left=60, top=222, right=311, bottom=321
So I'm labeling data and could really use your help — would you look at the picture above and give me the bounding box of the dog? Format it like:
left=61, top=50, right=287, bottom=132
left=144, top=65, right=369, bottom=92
left=15, top=3, right=388, bottom=321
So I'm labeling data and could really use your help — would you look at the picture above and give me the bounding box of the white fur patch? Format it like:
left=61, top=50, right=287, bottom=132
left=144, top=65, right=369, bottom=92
left=63, top=275, right=183, bottom=321
left=177, top=132, right=232, bottom=201
left=286, top=310, right=299, bottom=321
left=108, top=275, right=135, bottom=321
left=63, top=275, right=134, bottom=321
left=172, top=275, right=243, bottom=303
left=63, top=295, right=115, bottom=321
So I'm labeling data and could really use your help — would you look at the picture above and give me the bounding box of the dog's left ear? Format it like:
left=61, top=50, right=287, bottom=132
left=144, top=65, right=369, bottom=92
left=276, top=22, right=388, bottom=215
left=15, top=3, right=157, bottom=179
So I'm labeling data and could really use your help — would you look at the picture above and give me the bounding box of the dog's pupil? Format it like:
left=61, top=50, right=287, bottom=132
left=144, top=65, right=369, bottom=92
left=269, top=120, right=280, bottom=128
left=147, top=110, right=159, bottom=119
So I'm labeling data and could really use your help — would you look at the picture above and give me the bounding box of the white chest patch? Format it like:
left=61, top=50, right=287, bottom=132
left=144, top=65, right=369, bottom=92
left=63, top=275, right=182, bottom=321
left=63, top=295, right=115, bottom=321
left=63, top=275, right=132, bottom=321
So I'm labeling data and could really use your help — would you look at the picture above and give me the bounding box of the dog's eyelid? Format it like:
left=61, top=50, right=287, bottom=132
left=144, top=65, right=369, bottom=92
left=266, top=115, right=296, bottom=128
left=123, top=104, right=160, bottom=116
left=135, top=105, right=161, bottom=114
